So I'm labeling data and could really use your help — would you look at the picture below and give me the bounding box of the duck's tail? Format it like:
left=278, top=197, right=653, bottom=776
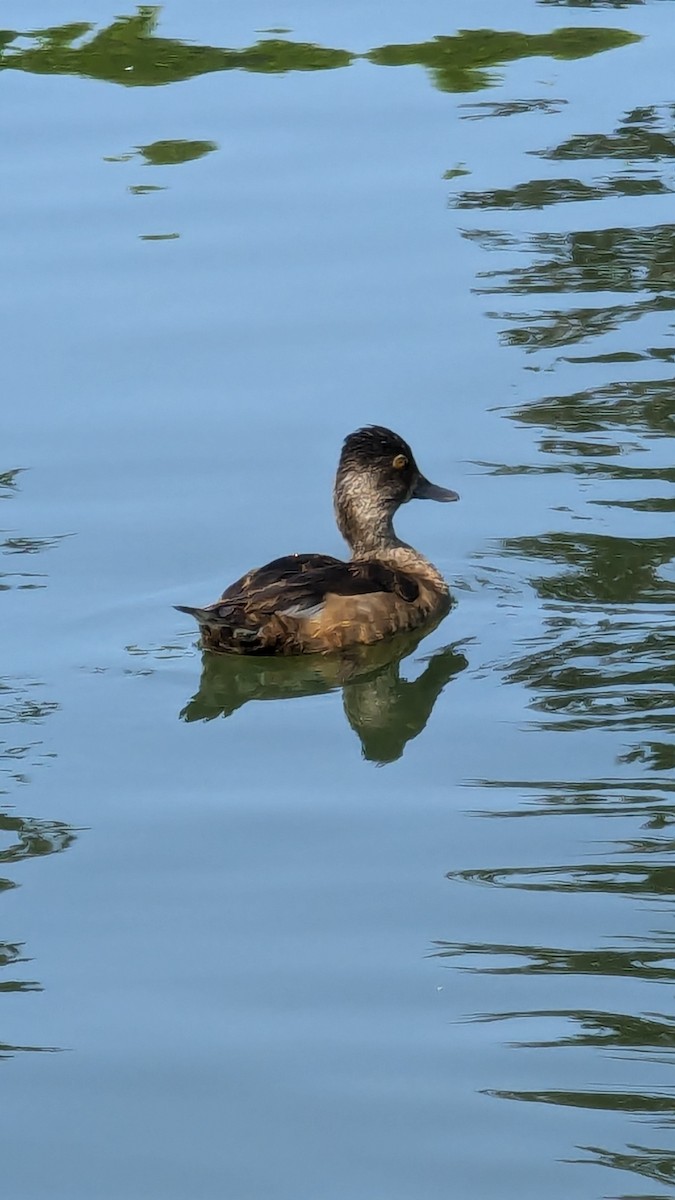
left=174, top=603, right=216, bottom=625
left=175, top=602, right=264, bottom=650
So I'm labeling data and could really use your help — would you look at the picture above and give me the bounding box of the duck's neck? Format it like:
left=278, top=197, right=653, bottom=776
left=335, top=491, right=447, bottom=593
left=334, top=484, right=402, bottom=559
left=346, top=517, right=405, bottom=560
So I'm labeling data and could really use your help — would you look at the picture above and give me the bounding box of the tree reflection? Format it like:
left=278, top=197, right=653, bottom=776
left=459, top=104, right=675, bottom=358
left=464, top=116, right=675, bottom=744
left=575, top=1142, right=675, bottom=1196
left=0, top=469, right=21, bottom=497
left=623, top=741, right=675, bottom=772
left=494, top=296, right=675, bottom=353
left=449, top=860, right=675, bottom=897
left=137, top=139, right=217, bottom=166
left=486, top=1087, right=675, bottom=1117
left=477, top=225, right=675, bottom=298
left=539, top=0, right=645, bottom=7
left=487, top=1009, right=675, bottom=1054
left=0, top=9, right=638, bottom=92
left=453, top=103, right=675, bottom=213
left=472, top=776, right=675, bottom=819
left=433, top=937, right=675, bottom=982
left=2, top=465, right=69, bottom=590
left=447, top=61, right=675, bottom=1193
left=453, top=175, right=669, bottom=210
left=460, top=98, right=568, bottom=120
left=0, top=677, right=75, bottom=1044
left=367, top=27, right=638, bottom=91
left=472, top=221, right=675, bottom=352
left=511, top=377, right=675, bottom=439
left=495, top=608, right=675, bottom=733
left=180, top=633, right=467, bottom=764
left=537, top=104, right=675, bottom=162
left=0, top=469, right=75, bottom=1052
left=501, top=533, right=675, bottom=603
left=0, top=10, right=353, bottom=87
left=480, top=534, right=675, bottom=750
left=0, top=458, right=63, bottom=795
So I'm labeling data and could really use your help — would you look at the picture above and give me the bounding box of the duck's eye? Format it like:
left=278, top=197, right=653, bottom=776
left=392, top=454, right=408, bottom=470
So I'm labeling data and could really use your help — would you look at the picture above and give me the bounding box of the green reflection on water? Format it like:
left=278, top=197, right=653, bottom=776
left=500, top=533, right=675, bottom=602
left=601, top=497, right=675, bottom=513
left=482, top=1009, right=675, bottom=1053
left=0, top=813, right=75, bottom=873
left=0, top=8, right=639, bottom=92
left=494, top=298, right=675, bottom=350
left=0, top=8, right=352, bottom=87
left=137, top=139, right=217, bottom=165
left=0, top=941, right=39, bottom=995
left=365, top=27, right=639, bottom=92
left=477, top=225, right=675, bottom=297
left=442, top=164, right=470, bottom=181
left=623, top=742, right=675, bottom=772
left=0, top=473, right=76, bottom=1050
left=0, top=725, right=76, bottom=1045
left=3, top=533, right=69, bottom=555
left=434, top=939, right=675, bottom=982
left=473, top=777, right=675, bottom=818
left=512, top=378, right=675, bottom=438
left=179, top=633, right=468, bottom=765
left=0, top=470, right=22, bottom=497
left=0, top=680, right=59, bottom=730
left=1, top=473, right=70, bottom=590
left=501, top=612, right=675, bottom=732
left=1, top=644, right=60, bottom=793
left=486, top=1087, right=675, bottom=1116
left=452, top=174, right=670, bottom=210
left=460, top=97, right=567, bottom=119
left=537, top=104, right=675, bottom=161
left=451, top=73, right=675, bottom=1193
left=462, top=107, right=675, bottom=358
left=540, top=0, right=645, bottom=6
left=450, top=861, right=675, bottom=896
left=128, top=184, right=165, bottom=195
left=575, top=1143, right=675, bottom=1196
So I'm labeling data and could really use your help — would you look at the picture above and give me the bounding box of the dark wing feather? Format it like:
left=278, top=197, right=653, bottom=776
left=220, top=554, right=343, bottom=602
left=250, top=558, right=419, bottom=615
left=193, top=554, right=419, bottom=627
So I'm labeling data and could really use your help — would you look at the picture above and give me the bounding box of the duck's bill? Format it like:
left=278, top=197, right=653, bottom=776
left=412, top=475, right=459, bottom=503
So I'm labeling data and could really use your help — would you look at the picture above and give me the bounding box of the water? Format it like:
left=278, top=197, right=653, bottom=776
left=2, top=3, right=675, bottom=1197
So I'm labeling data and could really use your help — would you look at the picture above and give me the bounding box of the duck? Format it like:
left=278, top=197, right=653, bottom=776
left=175, top=425, right=459, bottom=655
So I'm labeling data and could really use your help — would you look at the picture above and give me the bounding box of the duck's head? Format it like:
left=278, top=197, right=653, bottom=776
left=334, top=425, right=459, bottom=554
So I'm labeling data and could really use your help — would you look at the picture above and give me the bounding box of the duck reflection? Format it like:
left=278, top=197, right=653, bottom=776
left=180, top=631, right=467, bottom=763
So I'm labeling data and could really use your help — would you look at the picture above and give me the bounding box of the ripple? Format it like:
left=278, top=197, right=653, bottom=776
left=448, top=861, right=675, bottom=896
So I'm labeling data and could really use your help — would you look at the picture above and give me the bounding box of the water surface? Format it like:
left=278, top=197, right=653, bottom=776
left=2, top=3, right=675, bottom=1197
